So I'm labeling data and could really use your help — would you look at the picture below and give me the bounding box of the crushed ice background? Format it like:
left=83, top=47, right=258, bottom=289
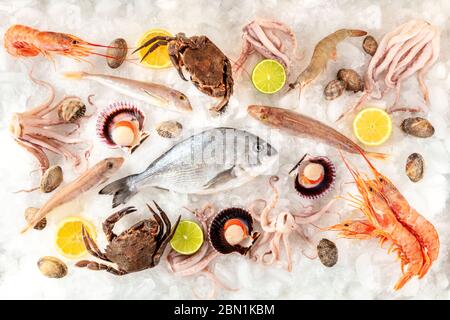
left=0, top=0, right=449, bottom=300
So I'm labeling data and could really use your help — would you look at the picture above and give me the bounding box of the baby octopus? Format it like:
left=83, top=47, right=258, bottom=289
left=249, top=176, right=336, bottom=271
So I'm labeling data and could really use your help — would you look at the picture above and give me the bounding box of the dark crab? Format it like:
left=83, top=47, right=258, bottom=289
left=76, top=202, right=180, bottom=275
left=134, top=33, right=234, bottom=113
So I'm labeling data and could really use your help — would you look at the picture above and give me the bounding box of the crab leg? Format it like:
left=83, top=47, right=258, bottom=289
left=81, top=226, right=111, bottom=261
left=76, top=260, right=127, bottom=276
left=140, top=40, right=168, bottom=62
left=103, top=207, right=137, bottom=242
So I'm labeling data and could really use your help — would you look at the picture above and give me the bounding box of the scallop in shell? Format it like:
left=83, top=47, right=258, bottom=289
left=96, top=102, right=150, bottom=153
left=290, top=154, right=336, bottom=199
left=209, top=208, right=260, bottom=255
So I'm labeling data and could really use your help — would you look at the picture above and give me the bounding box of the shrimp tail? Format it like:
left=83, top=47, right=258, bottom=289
left=349, top=29, right=368, bottom=37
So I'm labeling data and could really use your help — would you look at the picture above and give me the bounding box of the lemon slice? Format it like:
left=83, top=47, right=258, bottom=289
left=170, top=220, right=204, bottom=255
left=55, top=217, right=97, bottom=259
left=353, top=108, right=392, bottom=146
left=251, top=59, right=286, bottom=94
left=137, top=28, right=173, bottom=69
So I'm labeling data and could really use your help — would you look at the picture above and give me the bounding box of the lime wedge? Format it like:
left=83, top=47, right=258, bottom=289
left=170, top=220, right=204, bottom=255
left=251, top=59, right=286, bottom=94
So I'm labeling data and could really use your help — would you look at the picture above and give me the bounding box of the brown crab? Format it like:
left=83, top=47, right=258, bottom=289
left=134, top=33, right=234, bottom=113
left=76, top=202, right=180, bottom=275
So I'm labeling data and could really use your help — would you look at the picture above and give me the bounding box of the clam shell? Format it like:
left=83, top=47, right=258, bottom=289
left=293, top=155, right=336, bottom=199
left=156, top=120, right=183, bottom=139
left=209, top=208, right=257, bottom=255
left=362, top=35, right=378, bottom=56
left=107, top=38, right=128, bottom=69
left=40, top=165, right=63, bottom=193
left=57, top=97, right=86, bottom=123
left=337, top=69, right=363, bottom=92
left=324, top=80, right=345, bottom=100
left=317, top=239, right=338, bottom=267
left=37, top=256, right=68, bottom=279
left=96, top=102, right=148, bottom=152
left=406, top=153, right=424, bottom=182
left=401, top=117, right=434, bottom=138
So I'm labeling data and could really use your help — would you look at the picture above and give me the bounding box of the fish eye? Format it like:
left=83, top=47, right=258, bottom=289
left=344, top=223, right=349, bottom=227
left=379, top=177, right=384, bottom=182
left=71, top=40, right=78, bottom=45
left=253, top=142, right=265, bottom=153
left=107, top=161, right=114, bottom=169
left=179, top=95, right=186, bottom=100
left=369, top=187, right=373, bottom=192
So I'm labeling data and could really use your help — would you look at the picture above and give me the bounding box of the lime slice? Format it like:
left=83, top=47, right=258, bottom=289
left=170, top=220, right=204, bottom=255
left=252, top=59, right=286, bottom=94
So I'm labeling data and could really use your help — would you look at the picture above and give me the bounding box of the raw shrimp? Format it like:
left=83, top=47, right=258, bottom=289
left=328, top=154, right=425, bottom=290
left=358, top=151, right=440, bottom=277
left=4, top=24, right=118, bottom=63
left=288, top=29, right=367, bottom=91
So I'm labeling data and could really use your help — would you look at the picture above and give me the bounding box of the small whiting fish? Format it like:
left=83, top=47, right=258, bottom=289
left=99, top=127, right=278, bottom=208
left=247, top=105, right=386, bottom=160
left=21, top=157, right=124, bottom=233
left=64, top=72, right=192, bottom=113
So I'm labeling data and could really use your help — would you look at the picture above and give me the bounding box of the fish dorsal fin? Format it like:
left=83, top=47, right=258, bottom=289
left=203, top=166, right=237, bottom=190
left=142, top=89, right=169, bottom=106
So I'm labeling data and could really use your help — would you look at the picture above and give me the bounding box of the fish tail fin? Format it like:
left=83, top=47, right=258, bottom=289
left=367, top=152, right=388, bottom=160
left=99, top=175, right=139, bottom=208
left=63, top=71, right=88, bottom=80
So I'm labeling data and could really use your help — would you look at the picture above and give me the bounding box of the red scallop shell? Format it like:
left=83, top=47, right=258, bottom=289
left=208, top=207, right=258, bottom=255
left=96, top=102, right=145, bottom=149
left=292, top=155, right=336, bottom=199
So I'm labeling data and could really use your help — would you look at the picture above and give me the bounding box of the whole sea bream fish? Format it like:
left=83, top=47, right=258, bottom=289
left=100, top=127, right=278, bottom=208
left=64, top=71, right=192, bottom=113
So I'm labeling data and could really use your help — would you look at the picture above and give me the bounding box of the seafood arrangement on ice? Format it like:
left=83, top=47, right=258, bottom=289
left=3, top=9, right=445, bottom=300
left=233, top=19, right=298, bottom=77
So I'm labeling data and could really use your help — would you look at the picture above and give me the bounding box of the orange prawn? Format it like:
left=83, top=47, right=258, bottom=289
left=357, top=151, right=439, bottom=277
left=4, top=24, right=117, bottom=63
left=327, top=155, right=425, bottom=290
